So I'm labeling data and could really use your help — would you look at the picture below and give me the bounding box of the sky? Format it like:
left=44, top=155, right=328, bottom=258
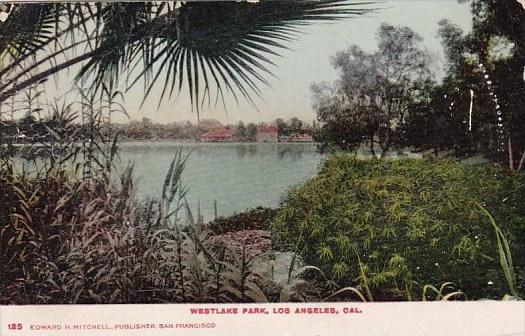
left=46, top=0, right=474, bottom=125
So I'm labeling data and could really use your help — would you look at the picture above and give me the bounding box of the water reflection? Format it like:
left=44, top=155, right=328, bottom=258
left=276, top=143, right=313, bottom=160
left=119, top=142, right=317, bottom=160
left=12, top=141, right=323, bottom=221
left=232, top=142, right=316, bottom=160
left=117, top=142, right=322, bottom=220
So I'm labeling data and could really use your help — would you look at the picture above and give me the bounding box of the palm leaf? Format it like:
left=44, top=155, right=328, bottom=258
left=0, top=1, right=374, bottom=114
left=77, top=1, right=374, bottom=116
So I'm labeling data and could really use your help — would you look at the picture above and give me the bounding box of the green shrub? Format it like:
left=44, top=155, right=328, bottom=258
left=207, top=207, right=277, bottom=235
left=271, top=155, right=525, bottom=300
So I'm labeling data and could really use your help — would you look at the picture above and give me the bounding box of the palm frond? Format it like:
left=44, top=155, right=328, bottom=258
left=0, top=1, right=374, bottom=115
left=77, top=1, right=374, bottom=116
left=0, top=5, right=60, bottom=59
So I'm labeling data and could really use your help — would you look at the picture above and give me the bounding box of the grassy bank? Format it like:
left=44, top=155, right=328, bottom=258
left=271, top=155, right=525, bottom=300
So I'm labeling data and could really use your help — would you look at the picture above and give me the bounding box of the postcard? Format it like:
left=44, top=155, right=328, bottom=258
left=0, top=1, right=524, bottom=335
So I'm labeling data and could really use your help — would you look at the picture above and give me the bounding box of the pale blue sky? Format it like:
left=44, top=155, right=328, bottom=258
left=49, top=1, right=474, bottom=125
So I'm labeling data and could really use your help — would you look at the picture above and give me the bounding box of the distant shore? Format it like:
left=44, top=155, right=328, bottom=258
left=7, top=139, right=316, bottom=147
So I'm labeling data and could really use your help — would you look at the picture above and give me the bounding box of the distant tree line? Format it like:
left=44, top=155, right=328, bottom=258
left=2, top=114, right=318, bottom=143
left=117, top=117, right=316, bottom=141
left=233, top=121, right=258, bottom=141
left=0, top=113, right=82, bottom=143
left=234, top=118, right=318, bottom=141
left=274, top=117, right=318, bottom=136
left=114, top=120, right=203, bottom=141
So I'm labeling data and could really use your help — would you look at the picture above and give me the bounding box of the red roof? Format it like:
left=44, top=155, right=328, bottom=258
left=200, top=128, right=235, bottom=139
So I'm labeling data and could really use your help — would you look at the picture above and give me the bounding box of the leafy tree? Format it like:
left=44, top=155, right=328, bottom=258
left=473, top=0, right=525, bottom=168
left=417, top=19, right=501, bottom=159
left=289, top=117, right=303, bottom=134
left=235, top=121, right=246, bottom=139
left=398, top=79, right=446, bottom=155
left=312, top=23, right=432, bottom=157
left=312, top=82, right=379, bottom=153
left=431, top=1, right=525, bottom=167
left=275, top=118, right=286, bottom=136
left=275, top=117, right=309, bottom=137
left=245, top=123, right=258, bottom=140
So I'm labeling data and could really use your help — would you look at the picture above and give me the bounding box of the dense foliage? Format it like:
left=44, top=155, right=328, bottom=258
left=271, top=155, right=525, bottom=300
left=207, top=207, right=277, bottom=235
left=312, top=24, right=432, bottom=156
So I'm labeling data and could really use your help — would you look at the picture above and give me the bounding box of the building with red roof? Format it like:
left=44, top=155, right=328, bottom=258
left=256, top=124, right=278, bottom=143
left=200, top=127, right=235, bottom=142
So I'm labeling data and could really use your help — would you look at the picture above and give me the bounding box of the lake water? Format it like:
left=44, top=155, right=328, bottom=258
left=116, top=142, right=323, bottom=221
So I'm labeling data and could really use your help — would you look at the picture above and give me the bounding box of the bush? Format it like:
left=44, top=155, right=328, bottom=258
left=271, top=155, right=525, bottom=300
left=207, top=207, right=277, bottom=235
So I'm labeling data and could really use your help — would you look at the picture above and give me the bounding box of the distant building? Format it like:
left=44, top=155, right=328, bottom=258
left=287, top=133, right=313, bottom=143
left=256, top=124, right=278, bottom=143
left=200, top=127, right=235, bottom=142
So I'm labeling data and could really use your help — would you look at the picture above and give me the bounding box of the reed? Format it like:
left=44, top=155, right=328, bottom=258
left=476, top=202, right=520, bottom=299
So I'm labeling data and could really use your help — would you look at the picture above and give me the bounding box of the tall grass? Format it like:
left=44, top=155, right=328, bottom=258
left=476, top=202, right=520, bottom=299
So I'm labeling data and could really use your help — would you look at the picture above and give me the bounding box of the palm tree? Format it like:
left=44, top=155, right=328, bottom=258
left=0, top=1, right=373, bottom=119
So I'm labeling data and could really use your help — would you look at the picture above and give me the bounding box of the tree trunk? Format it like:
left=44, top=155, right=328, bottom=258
left=508, top=136, right=515, bottom=172
left=378, top=131, right=390, bottom=160
left=380, top=147, right=388, bottom=160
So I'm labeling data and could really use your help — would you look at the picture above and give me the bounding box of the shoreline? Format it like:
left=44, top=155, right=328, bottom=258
left=6, top=140, right=317, bottom=147
left=118, top=140, right=317, bottom=145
